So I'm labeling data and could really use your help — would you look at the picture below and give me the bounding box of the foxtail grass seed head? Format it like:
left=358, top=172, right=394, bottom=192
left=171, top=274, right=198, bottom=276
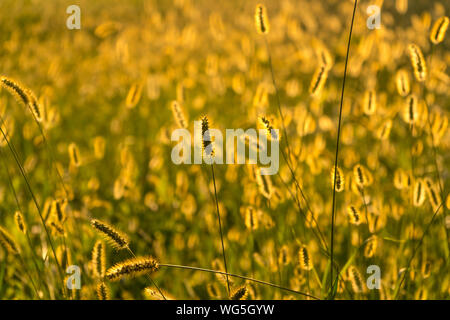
left=14, top=211, right=27, bottom=234
left=348, top=266, right=365, bottom=293
left=279, top=245, right=290, bottom=266
left=97, top=282, right=110, bottom=300
left=125, top=82, right=143, bottom=109
left=171, top=100, right=187, bottom=129
left=50, top=221, right=65, bottom=236
left=353, top=164, right=369, bottom=188
left=91, top=219, right=129, bottom=250
left=377, top=119, right=392, bottom=140
left=298, top=245, right=313, bottom=271
left=1, top=76, right=29, bottom=106
left=68, top=143, right=82, bottom=167
left=0, top=76, right=43, bottom=121
left=25, top=89, right=43, bottom=122
left=403, top=94, right=418, bottom=124
left=51, top=199, right=66, bottom=223
left=0, top=226, right=19, bottom=255
left=245, top=206, right=259, bottom=230
left=256, top=169, right=273, bottom=199
left=413, top=178, right=426, bottom=207
left=363, top=90, right=376, bottom=116
left=424, top=178, right=441, bottom=212
left=331, top=166, right=345, bottom=192
left=347, top=205, right=362, bottom=225
left=106, top=256, right=159, bottom=281
left=92, top=240, right=106, bottom=279
left=258, top=116, right=279, bottom=141
left=201, top=115, right=215, bottom=157
left=255, top=4, right=269, bottom=35
left=309, top=65, right=328, bottom=97
left=408, top=44, right=427, bottom=82
left=430, top=16, right=449, bottom=44
left=230, top=286, right=248, bottom=300
left=364, top=236, right=378, bottom=258
left=396, top=69, right=410, bottom=96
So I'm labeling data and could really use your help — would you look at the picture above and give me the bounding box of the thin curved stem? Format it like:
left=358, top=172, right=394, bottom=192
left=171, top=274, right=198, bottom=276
left=159, top=263, right=320, bottom=300
left=330, top=0, right=358, bottom=296
left=210, top=164, right=231, bottom=295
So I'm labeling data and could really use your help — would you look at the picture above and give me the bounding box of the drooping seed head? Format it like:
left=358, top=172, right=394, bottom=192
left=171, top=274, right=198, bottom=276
left=0, top=226, right=19, bottom=255
left=91, top=219, right=129, bottom=250
left=106, top=256, right=159, bottom=281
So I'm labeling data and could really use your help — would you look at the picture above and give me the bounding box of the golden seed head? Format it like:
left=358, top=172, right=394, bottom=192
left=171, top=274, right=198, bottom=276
left=171, top=100, right=187, bottom=129
left=353, top=164, right=369, bottom=188
left=331, top=166, right=345, bottom=192
left=96, top=282, right=110, bottom=300
left=255, top=169, right=273, bottom=199
left=106, top=256, right=159, bottom=281
left=362, top=89, right=376, bottom=116
left=0, top=226, right=19, bottom=255
left=201, top=115, right=215, bottom=157
left=408, top=43, right=427, bottom=82
left=92, top=240, right=106, bottom=279
left=348, top=266, right=365, bottom=293
left=364, top=236, right=378, bottom=258
left=125, top=82, right=143, bottom=109
left=403, top=94, right=418, bottom=124
left=347, top=205, right=362, bottom=225
left=309, top=65, right=328, bottom=97
left=14, top=211, right=27, bottom=234
left=91, top=219, right=129, bottom=250
left=298, top=245, right=313, bottom=271
left=230, top=286, right=248, bottom=300
left=244, top=206, right=259, bottom=231
left=430, top=16, right=449, bottom=45
left=396, top=69, right=410, bottom=97
left=68, top=143, right=82, bottom=167
left=258, top=116, right=279, bottom=141
left=255, top=4, right=269, bottom=35
left=413, top=178, right=426, bottom=207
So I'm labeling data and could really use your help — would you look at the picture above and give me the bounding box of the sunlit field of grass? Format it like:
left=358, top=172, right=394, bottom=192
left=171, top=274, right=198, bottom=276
left=0, top=0, right=449, bottom=300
